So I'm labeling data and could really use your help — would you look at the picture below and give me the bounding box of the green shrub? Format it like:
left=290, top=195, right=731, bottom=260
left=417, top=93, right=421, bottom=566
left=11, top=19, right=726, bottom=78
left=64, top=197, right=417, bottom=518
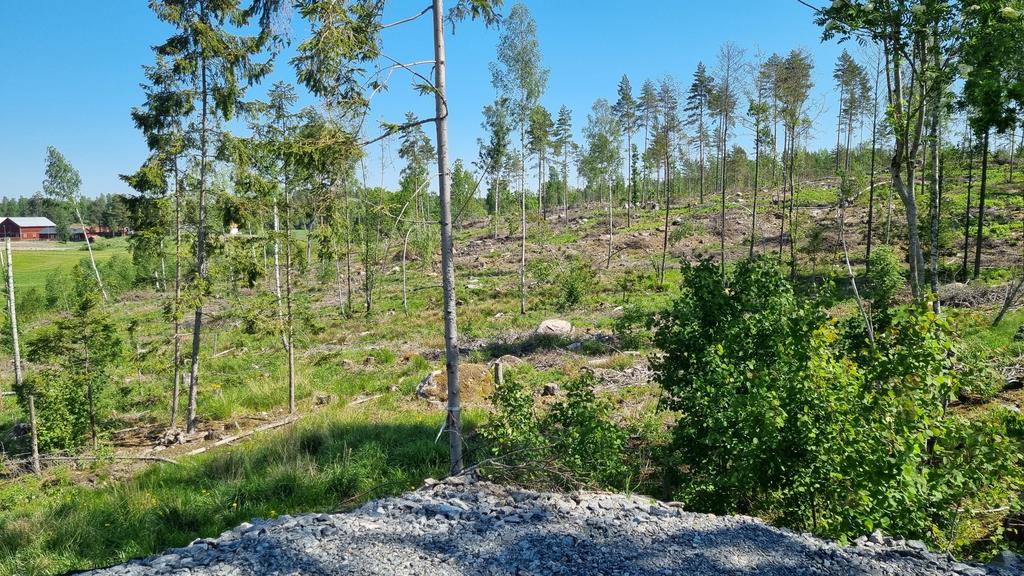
left=866, top=245, right=904, bottom=312
left=16, top=287, right=45, bottom=322
left=651, top=256, right=1020, bottom=547
left=613, top=302, right=656, bottom=350
left=481, top=373, right=632, bottom=490
left=44, top=268, right=75, bottom=310
left=556, top=256, right=596, bottom=310
left=19, top=295, right=124, bottom=451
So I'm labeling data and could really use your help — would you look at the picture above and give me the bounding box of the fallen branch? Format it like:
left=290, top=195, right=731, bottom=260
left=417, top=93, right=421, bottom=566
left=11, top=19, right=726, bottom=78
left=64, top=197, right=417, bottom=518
left=5, top=454, right=180, bottom=470
left=348, top=394, right=382, bottom=406
left=212, top=347, right=237, bottom=358
left=184, top=415, right=300, bottom=457
left=41, top=455, right=180, bottom=465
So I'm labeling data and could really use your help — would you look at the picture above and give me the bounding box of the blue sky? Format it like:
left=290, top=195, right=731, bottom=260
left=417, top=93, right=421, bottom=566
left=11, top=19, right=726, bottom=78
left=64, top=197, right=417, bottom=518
left=0, top=1, right=851, bottom=198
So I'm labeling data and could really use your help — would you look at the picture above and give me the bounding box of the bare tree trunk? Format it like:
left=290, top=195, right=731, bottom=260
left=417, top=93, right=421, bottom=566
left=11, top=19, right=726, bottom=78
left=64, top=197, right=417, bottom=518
left=402, top=227, right=412, bottom=314
left=344, top=186, right=353, bottom=315
left=432, top=0, right=462, bottom=475
left=974, top=130, right=990, bottom=279
left=562, top=153, right=569, bottom=224
left=749, top=124, right=759, bottom=258
left=170, top=160, right=182, bottom=429
left=28, top=394, right=40, bottom=474
left=698, top=112, right=705, bottom=204
left=76, top=205, right=108, bottom=301
left=186, top=39, right=210, bottom=435
left=866, top=64, right=880, bottom=270
left=519, top=138, right=527, bottom=315
left=626, top=130, right=632, bottom=228
left=1008, top=124, right=1017, bottom=183
left=779, top=130, right=788, bottom=258
left=3, top=240, right=22, bottom=413
left=660, top=155, right=670, bottom=287
left=493, top=175, right=500, bottom=239
left=962, top=128, right=974, bottom=281
left=720, top=112, right=729, bottom=282
left=606, top=178, right=613, bottom=269
left=840, top=199, right=874, bottom=346
left=928, top=38, right=942, bottom=312
left=284, top=184, right=296, bottom=414
left=835, top=84, right=844, bottom=174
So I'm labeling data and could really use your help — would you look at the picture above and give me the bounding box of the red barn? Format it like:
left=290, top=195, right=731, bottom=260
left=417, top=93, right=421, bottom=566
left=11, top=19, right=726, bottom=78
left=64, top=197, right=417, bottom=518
left=0, top=217, right=58, bottom=240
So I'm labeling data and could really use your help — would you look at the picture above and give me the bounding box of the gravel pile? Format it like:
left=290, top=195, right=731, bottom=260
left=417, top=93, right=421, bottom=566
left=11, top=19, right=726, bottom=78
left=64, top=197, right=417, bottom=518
left=83, top=476, right=1021, bottom=576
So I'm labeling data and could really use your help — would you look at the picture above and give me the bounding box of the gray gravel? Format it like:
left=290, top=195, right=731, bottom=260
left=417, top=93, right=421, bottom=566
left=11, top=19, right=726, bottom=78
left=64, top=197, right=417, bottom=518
left=82, top=476, right=1022, bottom=575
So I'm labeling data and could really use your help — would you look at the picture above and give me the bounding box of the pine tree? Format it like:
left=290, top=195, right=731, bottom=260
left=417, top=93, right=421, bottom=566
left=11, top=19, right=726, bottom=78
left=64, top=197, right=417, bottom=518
left=684, top=63, right=713, bottom=203
left=551, top=105, right=574, bottom=223
left=613, top=75, right=638, bottom=226
left=150, top=0, right=281, bottom=433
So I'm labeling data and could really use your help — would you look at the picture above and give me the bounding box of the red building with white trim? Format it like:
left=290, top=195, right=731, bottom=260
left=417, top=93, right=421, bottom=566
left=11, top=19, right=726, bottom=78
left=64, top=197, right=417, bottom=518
left=0, top=217, right=58, bottom=240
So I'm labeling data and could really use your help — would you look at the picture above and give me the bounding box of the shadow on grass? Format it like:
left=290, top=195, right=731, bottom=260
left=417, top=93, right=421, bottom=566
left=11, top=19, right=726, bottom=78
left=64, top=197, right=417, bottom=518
left=2, top=416, right=479, bottom=575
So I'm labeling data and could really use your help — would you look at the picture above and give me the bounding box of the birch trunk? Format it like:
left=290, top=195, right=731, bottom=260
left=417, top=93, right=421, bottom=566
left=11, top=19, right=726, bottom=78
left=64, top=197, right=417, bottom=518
left=4, top=240, right=22, bottom=412
left=171, top=160, right=182, bottom=428
left=606, top=178, right=613, bottom=269
left=432, top=0, right=463, bottom=475
left=29, top=395, right=40, bottom=474
left=76, top=205, right=108, bottom=301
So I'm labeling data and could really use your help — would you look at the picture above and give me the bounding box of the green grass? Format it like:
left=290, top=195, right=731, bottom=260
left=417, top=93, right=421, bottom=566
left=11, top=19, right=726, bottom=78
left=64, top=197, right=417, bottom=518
left=10, top=238, right=128, bottom=293
left=0, top=402, right=484, bottom=576
left=2, top=188, right=1023, bottom=573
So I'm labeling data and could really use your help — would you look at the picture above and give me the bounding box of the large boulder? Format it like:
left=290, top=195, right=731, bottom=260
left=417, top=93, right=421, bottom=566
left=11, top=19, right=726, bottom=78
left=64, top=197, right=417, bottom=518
left=416, top=363, right=494, bottom=403
left=537, top=319, right=573, bottom=336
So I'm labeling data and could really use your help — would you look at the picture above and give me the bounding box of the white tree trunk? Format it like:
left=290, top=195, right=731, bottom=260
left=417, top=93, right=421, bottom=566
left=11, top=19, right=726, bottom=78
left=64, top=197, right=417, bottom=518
left=3, top=239, right=22, bottom=413
left=432, top=0, right=463, bottom=475
left=76, top=206, right=108, bottom=301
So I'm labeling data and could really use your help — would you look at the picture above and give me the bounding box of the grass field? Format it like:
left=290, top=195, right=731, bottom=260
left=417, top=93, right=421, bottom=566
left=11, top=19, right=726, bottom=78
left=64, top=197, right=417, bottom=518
left=8, top=238, right=129, bottom=293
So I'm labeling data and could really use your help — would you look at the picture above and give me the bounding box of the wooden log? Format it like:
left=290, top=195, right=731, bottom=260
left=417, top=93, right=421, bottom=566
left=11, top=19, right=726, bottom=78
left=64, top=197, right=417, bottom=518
left=28, top=395, right=40, bottom=474
left=184, top=415, right=300, bottom=457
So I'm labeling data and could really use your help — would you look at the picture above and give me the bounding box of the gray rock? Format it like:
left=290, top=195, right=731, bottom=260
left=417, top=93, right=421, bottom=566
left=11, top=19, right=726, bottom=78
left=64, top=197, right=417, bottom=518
left=82, top=480, right=1000, bottom=576
left=537, top=319, right=573, bottom=336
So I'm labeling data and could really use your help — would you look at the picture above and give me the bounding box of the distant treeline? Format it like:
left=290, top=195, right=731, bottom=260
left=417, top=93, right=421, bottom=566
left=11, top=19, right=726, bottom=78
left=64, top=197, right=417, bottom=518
left=0, top=194, right=132, bottom=240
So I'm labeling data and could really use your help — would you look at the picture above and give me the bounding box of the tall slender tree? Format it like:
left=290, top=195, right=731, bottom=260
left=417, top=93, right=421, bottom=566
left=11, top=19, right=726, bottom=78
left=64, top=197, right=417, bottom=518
left=638, top=80, right=659, bottom=207
left=150, top=0, right=281, bottom=433
left=684, top=63, right=713, bottom=203
left=713, top=42, right=744, bottom=280
left=613, top=75, right=638, bottom=227
left=479, top=98, right=511, bottom=238
left=491, top=1, right=548, bottom=315
left=123, top=55, right=192, bottom=428
left=42, top=147, right=108, bottom=302
left=551, top=105, right=573, bottom=223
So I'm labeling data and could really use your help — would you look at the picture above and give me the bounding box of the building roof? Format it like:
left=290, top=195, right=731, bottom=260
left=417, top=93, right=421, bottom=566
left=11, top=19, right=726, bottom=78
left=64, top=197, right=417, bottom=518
left=3, top=217, right=56, bottom=228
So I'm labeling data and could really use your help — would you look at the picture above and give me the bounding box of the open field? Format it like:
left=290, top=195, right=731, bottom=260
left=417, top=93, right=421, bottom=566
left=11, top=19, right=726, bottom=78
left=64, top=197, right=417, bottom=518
left=7, top=238, right=129, bottom=294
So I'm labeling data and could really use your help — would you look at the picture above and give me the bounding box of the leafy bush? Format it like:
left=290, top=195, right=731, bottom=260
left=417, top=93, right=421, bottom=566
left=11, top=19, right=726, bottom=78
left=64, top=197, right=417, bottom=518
left=481, top=373, right=631, bottom=489
left=556, top=256, right=596, bottom=310
left=18, top=295, right=124, bottom=451
left=866, top=245, right=904, bottom=312
left=651, top=256, right=1020, bottom=547
left=613, top=302, right=657, bottom=350
left=44, top=268, right=75, bottom=310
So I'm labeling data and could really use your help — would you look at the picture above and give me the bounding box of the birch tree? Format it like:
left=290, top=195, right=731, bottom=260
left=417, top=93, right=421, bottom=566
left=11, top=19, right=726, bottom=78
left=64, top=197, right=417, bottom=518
left=491, top=1, right=548, bottom=314
left=42, top=148, right=108, bottom=302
